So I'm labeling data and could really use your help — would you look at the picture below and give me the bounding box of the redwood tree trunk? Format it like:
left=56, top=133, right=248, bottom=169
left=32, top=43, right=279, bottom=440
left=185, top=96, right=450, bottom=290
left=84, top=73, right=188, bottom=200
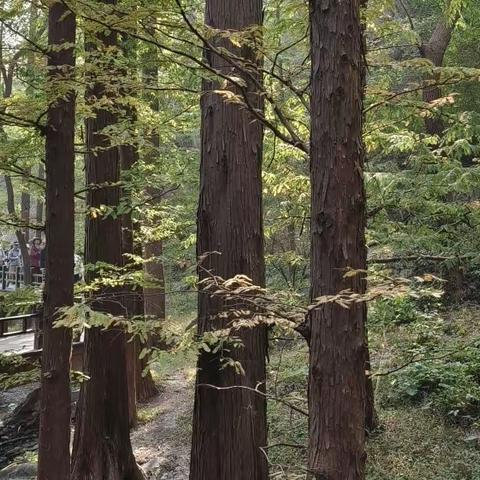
left=71, top=2, right=142, bottom=478
left=37, top=4, right=76, bottom=480
left=308, top=0, right=367, bottom=479
left=189, top=1, right=267, bottom=479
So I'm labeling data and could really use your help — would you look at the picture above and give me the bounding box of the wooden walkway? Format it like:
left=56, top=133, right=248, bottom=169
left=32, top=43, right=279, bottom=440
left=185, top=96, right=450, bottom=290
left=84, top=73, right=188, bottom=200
left=0, top=312, right=41, bottom=355
left=0, top=333, right=35, bottom=354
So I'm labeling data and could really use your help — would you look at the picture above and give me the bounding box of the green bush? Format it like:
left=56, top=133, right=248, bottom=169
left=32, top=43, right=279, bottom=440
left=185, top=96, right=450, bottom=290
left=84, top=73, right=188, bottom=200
left=0, top=287, right=42, bottom=316
left=0, top=354, right=39, bottom=390
left=388, top=348, right=480, bottom=422
left=370, top=297, right=421, bottom=326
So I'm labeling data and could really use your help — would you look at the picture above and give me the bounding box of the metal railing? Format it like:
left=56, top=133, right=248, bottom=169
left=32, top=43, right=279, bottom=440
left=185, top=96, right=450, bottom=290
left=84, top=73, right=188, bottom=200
left=0, top=266, right=45, bottom=291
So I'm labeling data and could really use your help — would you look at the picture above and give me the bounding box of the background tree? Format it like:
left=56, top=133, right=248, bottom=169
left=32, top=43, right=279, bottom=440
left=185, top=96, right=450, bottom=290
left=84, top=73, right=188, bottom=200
left=71, top=1, right=142, bottom=477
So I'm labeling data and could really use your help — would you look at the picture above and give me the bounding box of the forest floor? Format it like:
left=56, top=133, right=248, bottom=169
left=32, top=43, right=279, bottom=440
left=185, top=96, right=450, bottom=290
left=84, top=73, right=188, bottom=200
left=0, top=354, right=195, bottom=480
left=133, top=366, right=193, bottom=480
left=3, top=307, right=480, bottom=479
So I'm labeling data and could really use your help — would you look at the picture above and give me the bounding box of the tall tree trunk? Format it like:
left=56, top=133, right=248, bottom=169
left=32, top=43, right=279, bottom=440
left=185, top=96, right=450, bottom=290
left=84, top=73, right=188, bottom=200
left=37, top=4, right=76, bottom=480
left=71, top=2, right=142, bottom=478
left=189, top=1, right=267, bottom=479
left=420, top=16, right=456, bottom=135
left=308, top=0, right=367, bottom=479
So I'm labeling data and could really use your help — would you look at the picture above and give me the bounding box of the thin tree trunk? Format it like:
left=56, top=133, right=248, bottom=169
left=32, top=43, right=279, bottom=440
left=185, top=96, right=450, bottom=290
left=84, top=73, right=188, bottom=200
left=36, top=164, right=45, bottom=234
left=4, top=175, right=31, bottom=285
left=21, top=184, right=30, bottom=243
left=308, top=0, right=367, bottom=479
left=142, top=50, right=166, bottom=330
left=420, top=16, right=456, bottom=135
left=120, top=141, right=157, bottom=422
left=118, top=39, right=140, bottom=430
left=2, top=71, right=31, bottom=285
left=119, top=145, right=138, bottom=427
left=189, top=1, right=268, bottom=479
left=37, top=4, right=76, bottom=479
left=119, top=40, right=158, bottom=413
left=71, top=2, right=143, bottom=477
left=143, top=239, right=165, bottom=323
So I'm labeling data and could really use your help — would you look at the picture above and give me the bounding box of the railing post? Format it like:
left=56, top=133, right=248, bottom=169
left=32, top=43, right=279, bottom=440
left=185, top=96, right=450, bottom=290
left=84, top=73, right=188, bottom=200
left=0, top=319, right=4, bottom=337
left=1, top=265, right=6, bottom=290
left=15, top=266, right=21, bottom=289
left=34, top=310, right=43, bottom=350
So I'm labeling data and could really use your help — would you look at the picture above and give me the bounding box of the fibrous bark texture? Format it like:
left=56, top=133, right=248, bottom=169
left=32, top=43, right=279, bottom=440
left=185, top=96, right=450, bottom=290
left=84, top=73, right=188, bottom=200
left=308, top=0, right=367, bottom=479
left=37, top=4, right=76, bottom=480
left=189, top=1, right=268, bottom=479
left=71, top=2, right=142, bottom=478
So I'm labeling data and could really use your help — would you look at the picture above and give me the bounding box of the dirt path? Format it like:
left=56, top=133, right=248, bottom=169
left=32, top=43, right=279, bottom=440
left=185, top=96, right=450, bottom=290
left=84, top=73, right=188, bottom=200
left=133, top=370, right=193, bottom=480
left=0, top=370, right=193, bottom=479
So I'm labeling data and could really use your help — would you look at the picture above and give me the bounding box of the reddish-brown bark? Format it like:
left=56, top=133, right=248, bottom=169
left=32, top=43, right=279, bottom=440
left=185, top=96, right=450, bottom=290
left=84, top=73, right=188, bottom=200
left=71, top=2, right=142, bottom=478
left=37, top=4, right=76, bottom=480
left=308, top=0, right=367, bottom=478
left=189, top=1, right=268, bottom=479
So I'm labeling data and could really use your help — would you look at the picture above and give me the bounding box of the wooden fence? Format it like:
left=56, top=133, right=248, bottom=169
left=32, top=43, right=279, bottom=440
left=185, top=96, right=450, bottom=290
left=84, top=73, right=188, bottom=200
left=0, top=312, right=41, bottom=338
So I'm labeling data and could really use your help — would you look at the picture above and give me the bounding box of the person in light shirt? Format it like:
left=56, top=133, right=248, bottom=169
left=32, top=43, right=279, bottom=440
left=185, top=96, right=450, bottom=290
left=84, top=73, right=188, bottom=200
left=74, top=253, right=84, bottom=283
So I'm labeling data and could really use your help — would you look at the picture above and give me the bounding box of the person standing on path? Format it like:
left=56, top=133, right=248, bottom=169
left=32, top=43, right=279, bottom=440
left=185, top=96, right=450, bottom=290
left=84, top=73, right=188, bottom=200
left=29, top=238, right=42, bottom=276
left=7, top=242, right=22, bottom=286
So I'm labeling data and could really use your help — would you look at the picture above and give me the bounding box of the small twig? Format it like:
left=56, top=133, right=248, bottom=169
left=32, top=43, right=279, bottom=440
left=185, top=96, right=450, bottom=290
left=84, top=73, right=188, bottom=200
left=262, top=442, right=306, bottom=450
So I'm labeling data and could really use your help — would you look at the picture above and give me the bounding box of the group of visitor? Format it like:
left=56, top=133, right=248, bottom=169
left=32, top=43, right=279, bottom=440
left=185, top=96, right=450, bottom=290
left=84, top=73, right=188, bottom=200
left=0, top=238, right=46, bottom=278
left=1, top=238, right=84, bottom=286
left=0, top=241, right=23, bottom=270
